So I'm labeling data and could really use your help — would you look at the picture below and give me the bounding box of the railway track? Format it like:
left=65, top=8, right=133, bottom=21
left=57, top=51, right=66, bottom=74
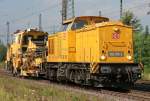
left=24, top=78, right=150, bottom=101
left=134, top=80, right=150, bottom=92
left=100, top=89, right=150, bottom=101
left=50, top=82, right=150, bottom=101
left=1, top=69, right=150, bottom=101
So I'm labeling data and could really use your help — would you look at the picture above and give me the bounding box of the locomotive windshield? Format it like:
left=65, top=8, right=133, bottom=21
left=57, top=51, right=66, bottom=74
left=71, top=20, right=88, bottom=30
left=70, top=16, right=109, bottom=30
left=62, top=16, right=109, bottom=31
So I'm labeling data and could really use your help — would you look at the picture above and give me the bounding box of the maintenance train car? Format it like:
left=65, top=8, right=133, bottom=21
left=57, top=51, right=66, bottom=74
left=45, top=16, right=142, bottom=88
left=6, top=29, right=48, bottom=76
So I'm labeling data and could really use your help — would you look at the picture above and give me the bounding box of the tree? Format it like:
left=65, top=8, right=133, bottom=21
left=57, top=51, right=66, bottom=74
left=0, top=41, right=7, bottom=62
left=121, top=11, right=143, bottom=32
left=142, top=25, right=150, bottom=68
left=121, top=11, right=143, bottom=63
left=145, top=25, right=149, bottom=39
left=121, top=11, right=150, bottom=68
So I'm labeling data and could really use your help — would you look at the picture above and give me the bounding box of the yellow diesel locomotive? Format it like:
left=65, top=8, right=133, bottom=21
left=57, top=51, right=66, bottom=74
left=45, top=16, right=142, bottom=88
left=6, top=16, right=142, bottom=88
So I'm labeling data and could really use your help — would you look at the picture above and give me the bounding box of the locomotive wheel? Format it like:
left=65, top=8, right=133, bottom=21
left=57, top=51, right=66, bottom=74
left=7, top=61, right=14, bottom=74
left=57, top=64, right=66, bottom=82
left=48, top=69, right=57, bottom=81
left=12, top=68, right=18, bottom=77
left=45, top=64, right=57, bottom=81
left=74, top=70, right=83, bottom=84
left=12, top=67, right=22, bottom=77
left=46, top=68, right=50, bottom=79
left=69, top=70, right=75, bottom=82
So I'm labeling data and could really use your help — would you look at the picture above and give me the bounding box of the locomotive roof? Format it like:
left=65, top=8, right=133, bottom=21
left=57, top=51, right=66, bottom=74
left=63, top=16, right=109, bottom=24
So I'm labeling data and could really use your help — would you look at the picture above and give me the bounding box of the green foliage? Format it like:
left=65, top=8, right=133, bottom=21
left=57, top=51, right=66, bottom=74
left=134, top=26, right=150, bottom=68
left=121, top=10, right=143, bottom=32
left=142, top=26, right=150, bottom=68
left=121, top=10, right=143, bottom=62
left=121, top=11, right=150, bottom=69
left=133, top=32, right=142, bottom=62
left=0, top=41, right=7, bottom=62
left=143, top=67, right=150, bottom=80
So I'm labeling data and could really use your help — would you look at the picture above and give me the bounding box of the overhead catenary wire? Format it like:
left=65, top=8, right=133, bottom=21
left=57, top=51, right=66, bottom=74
left=43, top=1, right=150, bottom=34
left=1, top=1, right=149, bottom=26
left=103, top=2, right=150, bottom=16
left=0, top=2, right=63, bottom=37
left=0, top=2, right=61, bottom=31
left=9, top=2, right=61, bottom=24
left=0, top=0, right=149, bottom=35
left=1, top=0, right=149, bottom=24
left=45, top=1, right=150, bottom=34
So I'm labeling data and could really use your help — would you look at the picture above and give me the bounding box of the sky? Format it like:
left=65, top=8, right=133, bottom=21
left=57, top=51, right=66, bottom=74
left=0, top=0, right=150, bottom=43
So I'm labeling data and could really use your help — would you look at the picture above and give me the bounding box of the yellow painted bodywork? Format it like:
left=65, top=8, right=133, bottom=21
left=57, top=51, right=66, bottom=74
left=47, top=31, right=77, bottom=62
left=7, top=29, right=47, bottom=76
left=75, top=23, right=133, bottom=63
left=46, top=16, right=134, bottom=73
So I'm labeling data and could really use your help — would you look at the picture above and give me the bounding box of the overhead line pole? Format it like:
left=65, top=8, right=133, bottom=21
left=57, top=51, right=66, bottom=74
left=99, top=11, right=102, bottom=16
left=39, top=13, right=42, bottom=31
left=62, top=0, right=68, bottom=24
left=6, top=21, right=10, bottom=46
left=6, top=21, right=10, bottom=71
left=72, top=0, right=75, bottom=18
left=120, top=0, right=123, bottom=19
left=62, top=0, right=75, bottom=24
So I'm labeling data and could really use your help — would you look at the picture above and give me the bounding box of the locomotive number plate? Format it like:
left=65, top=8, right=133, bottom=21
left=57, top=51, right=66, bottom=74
left=108, top=51, right=124, bottom=57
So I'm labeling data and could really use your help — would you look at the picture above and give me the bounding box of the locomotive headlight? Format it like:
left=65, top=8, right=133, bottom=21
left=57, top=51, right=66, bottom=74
left=126, top=55, right=132, bottom=61
left=100, top=55, right=106, bottom=60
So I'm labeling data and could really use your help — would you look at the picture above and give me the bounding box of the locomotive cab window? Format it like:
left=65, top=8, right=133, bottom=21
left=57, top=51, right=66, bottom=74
left=71, top=20, right=88, bottom=30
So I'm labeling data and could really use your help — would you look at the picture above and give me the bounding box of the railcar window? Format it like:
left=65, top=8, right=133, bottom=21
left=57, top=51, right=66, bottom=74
left=22, top=35, right=33, bottom=45
left=37, top=35, right=45, bottom=40
left=71, top=20, right=88, bottom=30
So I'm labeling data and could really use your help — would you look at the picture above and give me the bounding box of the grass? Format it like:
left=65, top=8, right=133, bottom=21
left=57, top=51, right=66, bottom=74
left=143, top=67, right=150, bottom=80
left=0, top=74, right=113, bottom=101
